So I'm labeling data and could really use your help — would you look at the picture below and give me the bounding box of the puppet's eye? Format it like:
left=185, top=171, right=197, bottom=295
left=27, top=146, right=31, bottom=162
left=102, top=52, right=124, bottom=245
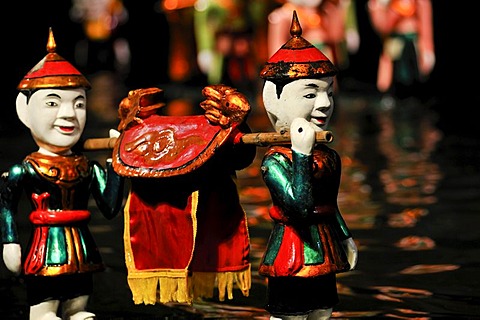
left=304, top=93, right=316, bottom=99
left=45, top=101, right=58, bottom=107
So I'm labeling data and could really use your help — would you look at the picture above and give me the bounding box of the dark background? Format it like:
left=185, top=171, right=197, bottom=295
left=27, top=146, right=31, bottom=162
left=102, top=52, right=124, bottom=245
left=3, top=0, right=477, bottom=137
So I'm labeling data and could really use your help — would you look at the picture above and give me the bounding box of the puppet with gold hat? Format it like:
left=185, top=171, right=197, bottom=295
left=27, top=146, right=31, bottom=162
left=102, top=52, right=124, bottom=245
left=0, top=28, right=124, bottom=320
left=258, top=11, right=358, bottom=320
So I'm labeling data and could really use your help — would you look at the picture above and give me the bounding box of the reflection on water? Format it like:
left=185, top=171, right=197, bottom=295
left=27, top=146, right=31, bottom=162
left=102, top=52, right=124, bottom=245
left=325, top=95, right=479, bottom=319
left=376, top=99, right=443, bottom=207
left=332, top=95, right=445, bottom=234
left=395, top=234, right=435, bottom=250
left=399, top=264, right=460, bottom=275
left=388, top=208, right=429, bottom=228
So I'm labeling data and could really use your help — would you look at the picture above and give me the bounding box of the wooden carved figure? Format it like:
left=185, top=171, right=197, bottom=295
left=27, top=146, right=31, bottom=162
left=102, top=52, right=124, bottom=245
left=258, top=11, right=358, bottom=320
left=0, top=28, right=125, bottom=320
left=111, top=85, right=256, bottom=305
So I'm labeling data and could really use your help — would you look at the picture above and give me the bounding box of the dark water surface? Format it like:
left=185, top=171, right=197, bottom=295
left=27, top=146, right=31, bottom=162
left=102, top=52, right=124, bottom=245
left=1, top=80, right=479, bottom=319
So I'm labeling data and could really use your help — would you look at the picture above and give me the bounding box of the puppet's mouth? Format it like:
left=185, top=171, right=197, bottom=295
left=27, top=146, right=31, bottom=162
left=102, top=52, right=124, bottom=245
left=311, top=117, right=326, bottom=125
left=56, top=126, right=75, bottom=133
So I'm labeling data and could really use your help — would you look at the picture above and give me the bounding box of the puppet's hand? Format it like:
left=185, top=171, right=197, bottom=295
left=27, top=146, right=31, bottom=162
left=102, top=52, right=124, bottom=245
left=200, top=85, right=250, bottom=128
left=109, top=129, right=121, bottom=139
left=290, top=118, right=316, bottom=155
left=3, top=243, right=22, bottom=275
left=420, top=50, right=435, bottom=75
left=117, top=88, right=165, bottom=131
left=342, top=238, right=358, bottom=270
left=346, top=29, right=360, bottom=54
left=197, top=49, right=214, bottom=75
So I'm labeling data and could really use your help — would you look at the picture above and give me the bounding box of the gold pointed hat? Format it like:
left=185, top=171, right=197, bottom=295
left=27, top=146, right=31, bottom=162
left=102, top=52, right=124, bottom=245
left=260, top=10, right=337, bottom=81
left=17, top=28, right=91, bottom=91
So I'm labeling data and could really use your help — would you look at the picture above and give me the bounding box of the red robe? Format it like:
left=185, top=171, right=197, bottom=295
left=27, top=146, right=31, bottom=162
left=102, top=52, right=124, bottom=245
left=113, top=114, right=255, bottom=304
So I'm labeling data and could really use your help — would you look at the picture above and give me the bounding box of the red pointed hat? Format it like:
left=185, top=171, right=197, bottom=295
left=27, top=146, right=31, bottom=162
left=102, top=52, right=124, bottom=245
left=17, top=28, right=91, bottom=91
left=260, top=10, right=337, bottom=81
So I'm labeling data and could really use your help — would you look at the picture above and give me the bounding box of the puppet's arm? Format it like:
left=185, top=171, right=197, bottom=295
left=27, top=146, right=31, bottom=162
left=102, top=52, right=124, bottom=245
left=90, top=159, right=125, bottom=220
left=0, top=165, right=26, bottom=274
left=343, top=237, right=358, bottom=269
left=291, top=118, right=358, bottom=269
left=262, top=118, right=316, bottom=218
left=417, top=0, right=435, bottom=75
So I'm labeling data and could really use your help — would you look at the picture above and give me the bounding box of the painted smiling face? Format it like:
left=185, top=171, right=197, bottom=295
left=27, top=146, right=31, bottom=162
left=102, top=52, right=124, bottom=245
left=262, top=77, right=334, bottom=133
left=16, top=88, right=87, bottom=154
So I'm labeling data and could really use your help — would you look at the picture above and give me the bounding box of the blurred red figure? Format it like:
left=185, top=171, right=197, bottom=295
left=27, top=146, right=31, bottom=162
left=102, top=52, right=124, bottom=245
left=367, top=0, right=435, bottom=100
left=267, top=0, right=359, bottom=71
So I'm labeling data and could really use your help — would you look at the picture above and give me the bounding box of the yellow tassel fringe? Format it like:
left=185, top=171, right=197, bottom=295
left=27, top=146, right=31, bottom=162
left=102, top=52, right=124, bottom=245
left=127, top=265, right=251, bottom=305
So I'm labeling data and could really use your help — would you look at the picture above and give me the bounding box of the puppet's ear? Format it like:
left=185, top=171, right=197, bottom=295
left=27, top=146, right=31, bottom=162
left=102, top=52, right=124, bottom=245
left=16, top=92, right=31, bottom=129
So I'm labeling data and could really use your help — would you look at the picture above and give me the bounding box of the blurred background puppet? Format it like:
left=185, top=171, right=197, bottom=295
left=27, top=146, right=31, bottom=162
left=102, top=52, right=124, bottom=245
left=69, top=0, right=130, bottom=75
left=267, top=0, right=360, bottom=74
left=367, top=0, right=435, bottom=104
left=193, top=0, right=269, bottom=100
left=0, top=28, right=124, bottom=320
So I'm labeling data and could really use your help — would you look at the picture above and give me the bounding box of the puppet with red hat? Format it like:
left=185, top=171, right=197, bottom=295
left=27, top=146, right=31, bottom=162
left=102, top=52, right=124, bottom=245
left=258, top=11, right=358, bottom=320
left=0, top=28, right=124, bottom=320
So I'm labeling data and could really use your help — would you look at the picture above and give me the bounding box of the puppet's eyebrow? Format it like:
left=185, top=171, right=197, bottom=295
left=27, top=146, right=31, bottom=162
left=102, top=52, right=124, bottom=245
left=305, top=81, right=333, bottom=90
left=46, top=93, right=62, bottom=98
left=305, top=83, right=319, bottom=89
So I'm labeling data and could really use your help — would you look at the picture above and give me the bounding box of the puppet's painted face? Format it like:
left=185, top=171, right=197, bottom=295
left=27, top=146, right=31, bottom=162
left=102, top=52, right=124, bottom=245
left=18, top=88, right=87, bottom=153
left=262, top=78, right=334, bottom=133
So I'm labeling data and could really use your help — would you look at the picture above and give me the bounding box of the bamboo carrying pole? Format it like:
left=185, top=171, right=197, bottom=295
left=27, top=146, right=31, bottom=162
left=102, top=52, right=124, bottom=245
left=81, top=131, right=334, bottom=151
